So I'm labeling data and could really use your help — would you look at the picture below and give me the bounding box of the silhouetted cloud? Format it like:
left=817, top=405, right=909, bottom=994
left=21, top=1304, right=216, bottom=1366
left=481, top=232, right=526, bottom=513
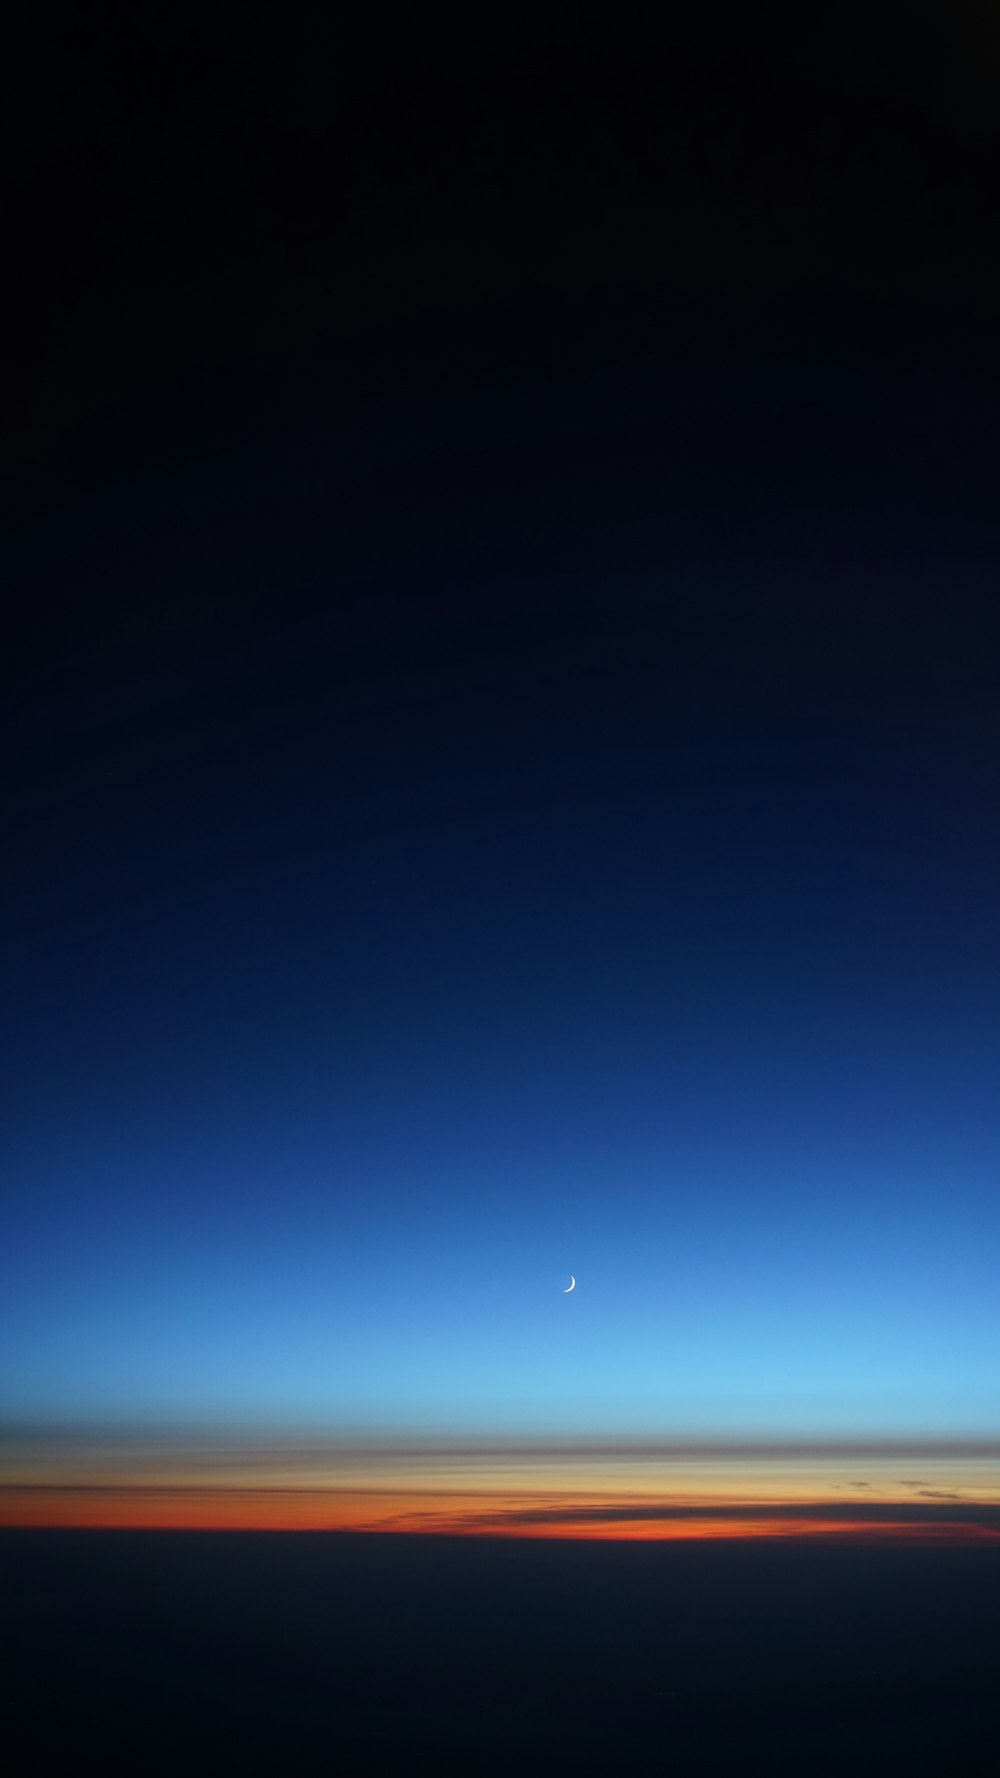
left=458, top=1501, right=1000, bottom=1530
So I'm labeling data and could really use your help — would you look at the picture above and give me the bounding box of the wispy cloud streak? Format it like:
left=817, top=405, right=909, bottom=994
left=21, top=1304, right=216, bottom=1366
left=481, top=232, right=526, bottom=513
left=2, top=1423, right=997, bottom=1537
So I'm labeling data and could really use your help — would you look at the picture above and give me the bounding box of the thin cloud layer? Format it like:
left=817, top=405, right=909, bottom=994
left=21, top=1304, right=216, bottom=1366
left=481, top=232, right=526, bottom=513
left=2, top=1421, right=998, bottom=1536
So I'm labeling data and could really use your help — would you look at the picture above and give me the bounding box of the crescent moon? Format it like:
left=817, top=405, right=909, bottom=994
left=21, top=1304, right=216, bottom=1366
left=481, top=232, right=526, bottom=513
left=564, top=1275, right=576, bottom=1293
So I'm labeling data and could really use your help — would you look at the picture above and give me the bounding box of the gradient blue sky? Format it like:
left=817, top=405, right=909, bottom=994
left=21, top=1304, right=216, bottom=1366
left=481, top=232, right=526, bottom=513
left=5, top=559, right=999, bottom=1440
left=6, top=8, right=1000, bottom=1456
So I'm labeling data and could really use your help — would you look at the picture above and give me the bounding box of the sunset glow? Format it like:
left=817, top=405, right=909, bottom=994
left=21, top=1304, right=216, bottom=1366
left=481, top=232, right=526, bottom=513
left=4, top=1433, right=997, bottom=1538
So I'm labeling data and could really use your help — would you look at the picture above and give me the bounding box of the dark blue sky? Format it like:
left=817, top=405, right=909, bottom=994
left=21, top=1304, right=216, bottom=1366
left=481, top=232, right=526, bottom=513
left=4, top=10, right=1000, bottom=1440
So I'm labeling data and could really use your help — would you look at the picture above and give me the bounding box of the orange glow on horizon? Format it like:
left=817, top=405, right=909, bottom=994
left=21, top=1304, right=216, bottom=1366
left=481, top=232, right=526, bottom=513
left=2, top=1486, right=998, bottom=1543
left=4, top=1435, right=997, bottom=1542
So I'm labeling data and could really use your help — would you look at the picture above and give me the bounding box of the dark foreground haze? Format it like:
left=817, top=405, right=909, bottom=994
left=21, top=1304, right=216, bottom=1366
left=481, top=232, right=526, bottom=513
left=3, top=1532, right=999, bottom=1776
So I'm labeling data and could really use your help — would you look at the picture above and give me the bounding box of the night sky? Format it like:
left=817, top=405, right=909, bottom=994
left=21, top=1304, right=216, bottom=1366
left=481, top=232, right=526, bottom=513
left=4, top=8, right=1000, bottom=1534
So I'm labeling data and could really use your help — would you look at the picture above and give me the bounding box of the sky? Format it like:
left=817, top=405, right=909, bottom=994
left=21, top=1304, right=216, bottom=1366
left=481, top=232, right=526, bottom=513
left=3, top=9, right=1000, bottom=1533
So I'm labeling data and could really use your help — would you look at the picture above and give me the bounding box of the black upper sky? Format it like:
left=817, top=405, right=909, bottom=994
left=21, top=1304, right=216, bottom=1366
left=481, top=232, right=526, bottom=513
left=5, top=8, right=1000, bottom=1291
